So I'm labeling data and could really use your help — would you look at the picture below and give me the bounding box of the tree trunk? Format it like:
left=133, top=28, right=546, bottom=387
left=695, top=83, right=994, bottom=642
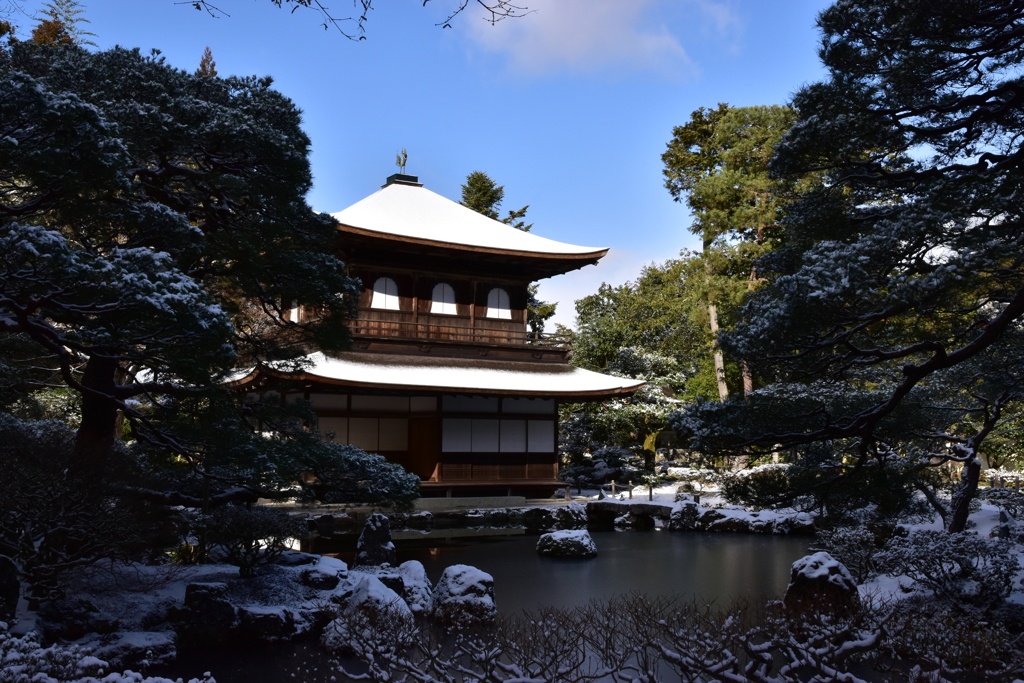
left=708, top=303, right=729, bottom=402
left=71, top=354, right=121, bottom=485
left=741, top=360, right=754, bottom=400
left=947, top=458, right=981, bottom=533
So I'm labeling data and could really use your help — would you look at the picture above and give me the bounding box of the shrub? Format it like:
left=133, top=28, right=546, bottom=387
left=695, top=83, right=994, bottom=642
left=877, top=531, right=1019, bottom=611
left=720, top=463, right=793, bottom=509
left=202, top=505, right=304, bottom=578
left=815, top=526, right=879, bottom=583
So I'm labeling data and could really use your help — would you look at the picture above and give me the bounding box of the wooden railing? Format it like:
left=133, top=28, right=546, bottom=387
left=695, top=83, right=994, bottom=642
left=352, top=309, right=570, bottom=348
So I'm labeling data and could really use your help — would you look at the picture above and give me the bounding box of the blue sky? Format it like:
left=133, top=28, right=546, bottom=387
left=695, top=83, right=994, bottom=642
left=13, top=0, right=831, bottom=327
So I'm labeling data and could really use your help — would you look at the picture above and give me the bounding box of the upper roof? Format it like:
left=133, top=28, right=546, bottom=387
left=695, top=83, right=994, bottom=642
left=331, top=178, right=607, bottom=259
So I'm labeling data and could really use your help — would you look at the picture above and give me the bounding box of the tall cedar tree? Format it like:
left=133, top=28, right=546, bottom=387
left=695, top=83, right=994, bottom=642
left=670, top=0, right=1024, bottom=532
left=663, top=105, right=803, bottom=401
left=0, top=41, right=422, bottom=507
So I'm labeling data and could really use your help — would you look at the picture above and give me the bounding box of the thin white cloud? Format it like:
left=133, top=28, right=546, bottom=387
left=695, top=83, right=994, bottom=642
left=463, top=0, right=740, bottom=77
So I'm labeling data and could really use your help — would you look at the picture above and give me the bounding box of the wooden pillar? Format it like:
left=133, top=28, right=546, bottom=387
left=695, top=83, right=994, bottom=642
left=469, top=280, right=477, bottom=343
left=412, top=275, right=419, bottom=334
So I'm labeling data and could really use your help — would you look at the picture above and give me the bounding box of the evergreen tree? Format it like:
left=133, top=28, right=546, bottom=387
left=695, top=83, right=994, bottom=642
left=0, top=41, right=417, bottom=508
left=460, top=170, right=505, bottom=220
left=662, top=104, right=806, bottom=401
left=670, top=0, right=1024, bottom=532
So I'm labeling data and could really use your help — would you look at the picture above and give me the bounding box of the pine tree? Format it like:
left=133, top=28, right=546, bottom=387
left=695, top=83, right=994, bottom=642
left=0, top=41, right=421, bottom=509
left=671, top=0, right=1024, bottom=533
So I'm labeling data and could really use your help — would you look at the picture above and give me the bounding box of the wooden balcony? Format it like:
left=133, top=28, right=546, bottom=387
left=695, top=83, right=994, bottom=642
left=352, top=309, right=569, bottom=348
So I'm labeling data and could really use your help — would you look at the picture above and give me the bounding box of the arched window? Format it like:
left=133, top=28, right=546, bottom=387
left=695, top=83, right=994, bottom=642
left=370, top=276, right=400, bottom=310
left=486, top=287, right=511, bottom=319
left=430, top=282, right=457, bottom=315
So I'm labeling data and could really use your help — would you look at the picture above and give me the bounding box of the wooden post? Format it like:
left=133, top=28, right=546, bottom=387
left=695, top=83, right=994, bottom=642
left=469, top=280, right=477, bottom=342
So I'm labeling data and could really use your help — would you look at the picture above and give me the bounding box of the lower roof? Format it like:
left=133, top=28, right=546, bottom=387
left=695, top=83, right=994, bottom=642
left=230, top=352, right=644, bottom=400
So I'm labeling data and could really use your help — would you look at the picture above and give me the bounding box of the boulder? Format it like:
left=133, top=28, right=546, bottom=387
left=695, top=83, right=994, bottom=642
left=301, top=568, right=340, bottom=590
left=523, top=507, right=557, bottom=531
left=429, top=564, right=496, bottom=628
left=536, top=530, right=597, bottom=558
left=238, top=606, right=297, bottom=641
left=397, top=560, right=433, bottom=614
left=703, top=512, right=753, bottom=533
left=553, top=502, right=588, bottom=530
left=0, top=555, right=19, bottom=621
left=354, top=513, right=397, bottom=567
left=586, top=500, right=626, bottom=530
left=668, top=501, right=703, bottom=531
left=276, top=551, right=320, bottom=567
left=322, top=575, right=412, bottom=650
left=432, top=511, right=472, bottom=529
left=89, top=630, right=177, bottom=670
left=39, top=598, right=119, bottom=641
left=179, top=582, right=237, bottom=643
left=783, top=552, right=860, bottom=617
left=406, top=511, right=434, bottom=531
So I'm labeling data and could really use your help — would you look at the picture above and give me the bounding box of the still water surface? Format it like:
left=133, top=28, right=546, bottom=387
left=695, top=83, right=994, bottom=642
left=159, top=532, right=810, bottom=682
left=394, top=530, right=810, bottom=612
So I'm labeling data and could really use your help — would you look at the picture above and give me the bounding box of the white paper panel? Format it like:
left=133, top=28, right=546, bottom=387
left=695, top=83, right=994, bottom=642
left=472, top=419, right=500, bottom=452
left=527, top=420, right=555, bottom=453
left=442, top=418, right=472, bottom=452
left=499, top=420, right=526, bottom=452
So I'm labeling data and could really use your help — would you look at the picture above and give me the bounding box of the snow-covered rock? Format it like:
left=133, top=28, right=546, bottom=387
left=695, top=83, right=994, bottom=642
left=354, top=513, right=397, bottom=567
left=177, top=582, right=237, bottom=644
left=82, top=630, right=177, bottom=670
left=536, top=530, right=597, bottom=558
left=237, top=605, right=299, bottom=641
left=429, top=564, right=496, bottom=628
left=322, top=574, right=412, bottom=650
left=523, top=507, right=557, bottom=531
left=783, top=552, right=860, bottom=616
left=397, top=561, right=433, bottom=614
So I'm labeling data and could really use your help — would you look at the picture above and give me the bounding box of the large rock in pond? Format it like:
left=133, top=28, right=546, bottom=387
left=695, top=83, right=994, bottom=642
left=429, top=564, right=496, bottom=628
left=322, top=574, right=412, bottom=650
left=783, top=552, right=860, bottom=617
left=668, top=501, right=703, bottom=531
left=536, top=530, right=597, bottom=558
left=354, top=513, right=397, bottom=567
left=397, top=560, right=433, bottom=614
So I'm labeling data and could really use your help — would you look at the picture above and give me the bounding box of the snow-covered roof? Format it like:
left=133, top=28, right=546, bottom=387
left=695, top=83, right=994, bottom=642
left=331, top=181, right=606, bottom=258
left=232, top=352, right=644, bottom=399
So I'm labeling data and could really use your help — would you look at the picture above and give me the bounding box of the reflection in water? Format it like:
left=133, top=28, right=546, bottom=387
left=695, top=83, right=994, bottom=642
left=396, top=531, right=809, bottom=613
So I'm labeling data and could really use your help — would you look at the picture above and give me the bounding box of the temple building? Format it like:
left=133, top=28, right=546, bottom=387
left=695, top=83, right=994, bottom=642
left=232, top=174, right=643, bottom=497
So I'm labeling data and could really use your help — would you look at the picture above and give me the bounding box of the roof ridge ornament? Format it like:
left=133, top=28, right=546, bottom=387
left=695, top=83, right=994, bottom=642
left=396, top=148, right=408, bottom=174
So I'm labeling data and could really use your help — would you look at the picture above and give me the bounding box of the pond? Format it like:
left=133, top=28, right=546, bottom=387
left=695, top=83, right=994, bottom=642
left=157, top=531, right=810, bottom=683
left=388, top=530, right=809, bottom=612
